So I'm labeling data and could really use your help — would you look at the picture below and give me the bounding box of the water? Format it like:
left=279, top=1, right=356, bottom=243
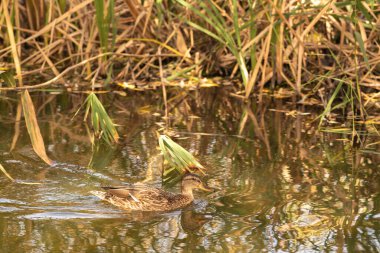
left=0, top=92, right=379, bottom=252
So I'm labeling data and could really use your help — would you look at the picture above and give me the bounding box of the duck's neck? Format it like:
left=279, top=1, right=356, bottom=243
left=181, top=186, right=194, bottom=200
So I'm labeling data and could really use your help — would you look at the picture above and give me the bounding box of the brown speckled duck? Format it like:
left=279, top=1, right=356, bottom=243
left=91, top=173, right=212, bottom=212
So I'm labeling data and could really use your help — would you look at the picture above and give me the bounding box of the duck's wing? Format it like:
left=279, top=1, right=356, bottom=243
left=101, top=186, right=135, bottom=199
left=101, top=186, right=176, bottom=210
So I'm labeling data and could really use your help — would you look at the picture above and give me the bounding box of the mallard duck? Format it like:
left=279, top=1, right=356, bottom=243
left=91, top=173, right=212, bottom=212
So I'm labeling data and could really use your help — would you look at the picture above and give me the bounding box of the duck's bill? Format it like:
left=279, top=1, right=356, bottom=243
left=199, top=184, right=214, bottom=192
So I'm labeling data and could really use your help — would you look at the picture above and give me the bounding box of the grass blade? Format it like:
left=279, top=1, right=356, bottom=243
left=94, top=0, right=115, bottom=56
left=84, top=93, right=119, bottom=145
left=354, top=31, right=369, bottom=68
left=176, top=0, right=248, bottom=85
left=159, top=135, right=205, bottom=175
left=2, top=2, right=23, bottom=86
left=318, top=80, right=344, bottom=127
left=0, top=163, right=15, bottom=182
left=21, top=90, right=53, bottom=165
left=0, top=68, right=16, bottom=87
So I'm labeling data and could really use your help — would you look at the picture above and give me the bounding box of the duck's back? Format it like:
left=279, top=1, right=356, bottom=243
left=91, top=186, right=193, bottom=211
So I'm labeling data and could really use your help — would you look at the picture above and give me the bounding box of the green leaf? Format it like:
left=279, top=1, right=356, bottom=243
left=318, top=81, right=344, bottom=127
left=159, top=135, right=205, bottom=175
left=354, top=31, right=369, bottom=68
left=83, top=93, right=119, bottom=145
left=0, top=69, right=16, bottom=87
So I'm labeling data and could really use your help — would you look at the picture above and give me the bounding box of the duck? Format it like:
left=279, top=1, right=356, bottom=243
left=91, top=173, right=212, bottom=212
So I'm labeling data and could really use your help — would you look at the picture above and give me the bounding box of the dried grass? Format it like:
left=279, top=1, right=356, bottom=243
left=0, top=0, right=378, bottom=112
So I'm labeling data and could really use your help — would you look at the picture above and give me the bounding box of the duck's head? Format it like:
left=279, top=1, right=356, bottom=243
left=181, top=173, right=213, bottom=194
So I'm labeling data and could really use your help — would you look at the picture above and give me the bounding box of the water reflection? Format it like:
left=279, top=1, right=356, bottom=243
left=0, top=209, right=213, bottom=252
left=0, top=91, right=379, bottom=252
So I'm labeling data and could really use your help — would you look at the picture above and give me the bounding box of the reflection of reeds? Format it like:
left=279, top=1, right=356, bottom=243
left=0, top=91, right=377, bottom=251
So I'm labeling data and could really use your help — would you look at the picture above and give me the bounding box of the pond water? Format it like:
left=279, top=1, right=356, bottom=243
left=0, top=91, right=379, bottom=252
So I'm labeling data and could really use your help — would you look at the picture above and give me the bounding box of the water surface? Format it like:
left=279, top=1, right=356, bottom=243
left=0, top=92, right=379, bottom=252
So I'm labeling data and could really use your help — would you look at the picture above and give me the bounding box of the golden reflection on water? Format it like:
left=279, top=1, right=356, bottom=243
left=0, top=92, right=379, bottom=252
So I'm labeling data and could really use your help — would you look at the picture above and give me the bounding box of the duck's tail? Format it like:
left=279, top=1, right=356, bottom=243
left=90, top=190, right=107, bottom=200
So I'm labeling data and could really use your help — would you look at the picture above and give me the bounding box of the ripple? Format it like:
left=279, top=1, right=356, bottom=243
left=0, top=198, right=27, bottom=205
left=22, top=211, right=124, bottom=220
left=0, top=206, right=23, bottom=212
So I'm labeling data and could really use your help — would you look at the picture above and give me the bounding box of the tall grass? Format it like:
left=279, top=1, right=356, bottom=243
left=94, top=0, right=116, bottom=56
left=177, top=0, right=249, bottom=87
left=0, top=0, right=378, bottom=133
